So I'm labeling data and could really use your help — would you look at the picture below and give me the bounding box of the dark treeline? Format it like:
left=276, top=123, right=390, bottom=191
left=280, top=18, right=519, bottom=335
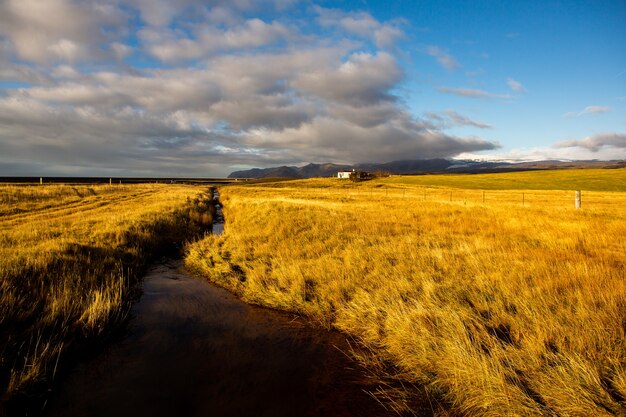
left=0, top=177, right=246, bottom=185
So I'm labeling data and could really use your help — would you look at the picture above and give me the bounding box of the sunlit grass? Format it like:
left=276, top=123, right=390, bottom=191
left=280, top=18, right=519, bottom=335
left=381, top=168, right=626, bottom=191
left=0, top=183, right=212, bottom=403
left=186, top=169, right=626, bottom=416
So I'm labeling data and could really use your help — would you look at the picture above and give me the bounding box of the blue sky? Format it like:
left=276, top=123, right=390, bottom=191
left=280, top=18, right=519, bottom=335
left=0, top=0, right=624, bottom=176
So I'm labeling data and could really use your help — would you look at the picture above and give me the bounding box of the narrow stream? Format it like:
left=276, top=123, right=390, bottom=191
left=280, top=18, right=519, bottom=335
left=42, top=199, right=398, bottom=417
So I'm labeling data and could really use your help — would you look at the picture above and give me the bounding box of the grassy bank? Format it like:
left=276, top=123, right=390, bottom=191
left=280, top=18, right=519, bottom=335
left=186, top=169, right=626, bottom=416
left=0, top=183, right=213, bottom=412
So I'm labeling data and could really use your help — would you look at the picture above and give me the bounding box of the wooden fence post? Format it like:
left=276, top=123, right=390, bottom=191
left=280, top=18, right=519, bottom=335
left=575, top=190, right=582, bottom=209
left=522, top=192, right=525, bottom=207
left=40, top=177, right=42, bottom=185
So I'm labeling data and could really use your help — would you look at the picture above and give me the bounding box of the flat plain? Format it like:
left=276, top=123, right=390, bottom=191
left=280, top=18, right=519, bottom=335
left=186, top=168, right=626, bottom=416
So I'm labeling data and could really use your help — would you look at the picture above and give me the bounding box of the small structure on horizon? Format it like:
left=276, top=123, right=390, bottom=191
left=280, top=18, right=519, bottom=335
left=337, top=169, right=371, bottom=181
left=337, top=169, right=354, bottom=179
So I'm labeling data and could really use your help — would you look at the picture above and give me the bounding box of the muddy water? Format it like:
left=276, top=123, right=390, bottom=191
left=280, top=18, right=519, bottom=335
left=43, top=262, right=398, bottom=417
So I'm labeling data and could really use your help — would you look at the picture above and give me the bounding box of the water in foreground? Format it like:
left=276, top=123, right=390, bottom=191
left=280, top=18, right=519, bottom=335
left=42, top=259, right=401, bottom=417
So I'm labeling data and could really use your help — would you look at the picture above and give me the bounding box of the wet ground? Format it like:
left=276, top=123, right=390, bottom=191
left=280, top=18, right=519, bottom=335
left=42, top=259, right=399, bottom=417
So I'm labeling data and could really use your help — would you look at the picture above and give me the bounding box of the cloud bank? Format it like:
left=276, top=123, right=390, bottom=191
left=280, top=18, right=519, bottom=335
left=0, top=0, right=498, bottom=176
left=456, top=132, right=626, bottom=162
left=555, top=132, right=626, bottom=152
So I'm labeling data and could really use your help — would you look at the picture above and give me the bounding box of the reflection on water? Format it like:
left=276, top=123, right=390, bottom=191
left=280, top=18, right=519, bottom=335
left=43, top=260, right=396, bottom=417
left=212, top=191, right=224, bottom=235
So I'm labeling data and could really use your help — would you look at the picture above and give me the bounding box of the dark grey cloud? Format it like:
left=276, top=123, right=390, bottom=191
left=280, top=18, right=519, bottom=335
left=238, top=114, right=499, bottom=164
left=0, top=96, right=243, bottom=176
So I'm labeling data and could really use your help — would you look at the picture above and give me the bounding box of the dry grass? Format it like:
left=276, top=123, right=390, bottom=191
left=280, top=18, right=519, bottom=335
left=0, top=183, right=212, bottom=405
left=186, top=170, right=626, bottom=416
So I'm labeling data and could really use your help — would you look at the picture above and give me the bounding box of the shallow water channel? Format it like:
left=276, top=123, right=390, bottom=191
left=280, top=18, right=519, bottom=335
left=42, top=210, right=399, bottom=416
left=44, top=260, right=395, bottom=417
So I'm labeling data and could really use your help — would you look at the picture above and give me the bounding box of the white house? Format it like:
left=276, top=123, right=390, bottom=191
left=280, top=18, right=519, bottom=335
left=337, top=169, right=354, bottom=179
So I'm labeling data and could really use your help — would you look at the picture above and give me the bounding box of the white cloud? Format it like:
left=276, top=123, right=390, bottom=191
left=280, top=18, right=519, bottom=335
left=335, top=14, right=379, bottom=36
left=0, top=0, right=127, bottom=63
left=0, top=64, right=52, bottom=85
left=110, top=42, right=133, bottom=60
left=455, top=147, right=626, bottom=162
left=128, top=0, right=275, bottom=27
left=374, top=26, right=404, bottom=48
left=47, top=39, right=81, bottom=61
left=52, top=65, right=80, bottom=79
left=314, top=6, right=404, bottom=48
left=140, top=19, right=293, bottom=62
left=293, top=52, right=402, bottom=105
left=438, top=87, right=512, bottom=100
left=563, top=106, right=612, bottom=118
left=424, top=46, right=460, bottom=71
left=506, top=78, right=526, bottom=93
left=130, top=0, right=184, bottom=27
left=424, top=110, right=492, bottom=129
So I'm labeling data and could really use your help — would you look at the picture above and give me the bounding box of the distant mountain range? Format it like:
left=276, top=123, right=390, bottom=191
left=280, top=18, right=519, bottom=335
left=228, top=159, right=626, bottom=179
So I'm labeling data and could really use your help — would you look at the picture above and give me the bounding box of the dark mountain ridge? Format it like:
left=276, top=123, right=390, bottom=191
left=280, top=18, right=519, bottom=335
left=228, top=159, right=626, bottom=179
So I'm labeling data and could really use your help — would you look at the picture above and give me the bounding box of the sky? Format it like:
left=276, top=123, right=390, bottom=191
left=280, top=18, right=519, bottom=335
left=0, top=0, right=624, bottom=177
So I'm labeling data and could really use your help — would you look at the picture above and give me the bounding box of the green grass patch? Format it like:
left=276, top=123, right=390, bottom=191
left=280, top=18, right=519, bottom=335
left=380, top=168, right=626, bottom=191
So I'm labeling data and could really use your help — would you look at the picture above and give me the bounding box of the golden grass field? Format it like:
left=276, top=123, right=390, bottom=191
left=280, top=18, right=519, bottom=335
left=0, top=183, right=212, bottom=407
left=186, top=169, right=626, bottom=416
